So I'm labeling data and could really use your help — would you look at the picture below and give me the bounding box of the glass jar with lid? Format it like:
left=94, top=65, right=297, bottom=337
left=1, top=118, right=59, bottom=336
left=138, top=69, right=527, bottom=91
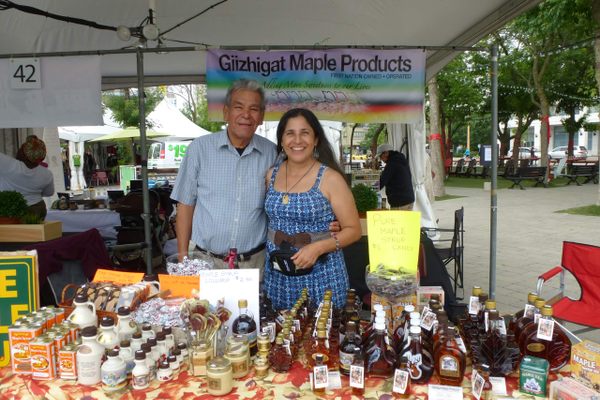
left=225, top=335, right=250, bottom=378
left=254, top=356, right=269, bottom=379
left=206, top=357, right=233, bottom=396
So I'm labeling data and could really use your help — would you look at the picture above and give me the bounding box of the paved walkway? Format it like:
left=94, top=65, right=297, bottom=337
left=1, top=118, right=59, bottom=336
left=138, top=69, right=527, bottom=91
left=431, top=181, right=600, bottom=341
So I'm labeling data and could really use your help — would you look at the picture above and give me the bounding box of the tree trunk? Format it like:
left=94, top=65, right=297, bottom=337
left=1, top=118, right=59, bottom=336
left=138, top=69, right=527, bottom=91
left=532, top=56, right=550, bottom=170
left=428, top=77, right=446, bottom=197
left=592, top=0, right=600, bottom=205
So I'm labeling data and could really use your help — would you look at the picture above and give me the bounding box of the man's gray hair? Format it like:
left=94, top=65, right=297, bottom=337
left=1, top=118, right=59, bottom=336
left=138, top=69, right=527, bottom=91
left=224, top=79, right=266, bottom=111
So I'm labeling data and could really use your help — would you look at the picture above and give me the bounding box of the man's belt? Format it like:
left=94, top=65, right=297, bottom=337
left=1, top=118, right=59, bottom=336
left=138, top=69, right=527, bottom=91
left=195, top=243, right=266, bottom=261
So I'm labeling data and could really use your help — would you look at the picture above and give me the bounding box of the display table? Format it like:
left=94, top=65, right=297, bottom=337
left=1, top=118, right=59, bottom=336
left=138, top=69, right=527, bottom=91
left=0, top=360, right=567, bottom=399
left=46, top=209, right=121, bottom=240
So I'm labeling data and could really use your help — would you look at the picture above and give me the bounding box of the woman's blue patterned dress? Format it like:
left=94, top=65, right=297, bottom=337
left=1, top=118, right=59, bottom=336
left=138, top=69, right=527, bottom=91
left=264, top=163, right=349, bottom=309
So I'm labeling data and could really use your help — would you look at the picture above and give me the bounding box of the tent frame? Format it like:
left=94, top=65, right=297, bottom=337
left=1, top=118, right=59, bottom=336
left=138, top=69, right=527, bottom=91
left=0, top=45, right=499, bottom=297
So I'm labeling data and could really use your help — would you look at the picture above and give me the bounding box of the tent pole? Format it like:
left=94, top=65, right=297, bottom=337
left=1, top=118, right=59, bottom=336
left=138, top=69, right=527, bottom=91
left=489, top=45, right=498, bottom=299
left=136, top=48, right=153, bottom=274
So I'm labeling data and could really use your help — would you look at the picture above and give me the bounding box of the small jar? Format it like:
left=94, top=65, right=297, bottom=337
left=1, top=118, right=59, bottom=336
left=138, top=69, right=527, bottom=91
left=206, top=357, right=233, bottom=396
left=141, top=324, right=155, bottom=341
left=162, top=326, right=175, bottom=352
left=157, top=360, right=172, bottom=382
left=177, top=342, right=188, bottom=361
left=190, top=339, right=212, bottom=377
left=172, top=348, right=183, bottom=366
left=168, top=354, right=179, bottom=374
left=257, top=332, right=271, bottom=353
left=254, top=356, right=269, bottom=379
left=225, top=342, right=249, bottom=379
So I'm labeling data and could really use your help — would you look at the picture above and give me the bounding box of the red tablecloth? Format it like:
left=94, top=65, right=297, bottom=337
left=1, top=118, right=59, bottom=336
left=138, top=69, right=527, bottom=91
left=0, top=360, right=568, bottom=399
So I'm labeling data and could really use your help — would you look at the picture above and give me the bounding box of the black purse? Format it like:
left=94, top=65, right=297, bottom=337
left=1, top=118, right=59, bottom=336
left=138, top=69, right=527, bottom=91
left=269, top=241, right=313, bottom=277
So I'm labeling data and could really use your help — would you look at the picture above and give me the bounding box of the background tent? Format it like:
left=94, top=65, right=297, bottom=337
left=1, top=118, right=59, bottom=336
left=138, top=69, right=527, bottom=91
left=147, top=99, right=212, bottom=141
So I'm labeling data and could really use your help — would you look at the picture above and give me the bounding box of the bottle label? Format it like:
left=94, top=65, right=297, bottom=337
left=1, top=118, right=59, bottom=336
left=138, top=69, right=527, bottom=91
left=208, top=376, right=221, bottom=390
left=339, top=350, right=354, bottom=373
left=311, top=352, right=329, bottom=364
left=420, top=311, right=436, bottom=331
left=497, top=319, right=507, bottom=335
left=132, top=372, right=149, bottom=389
left=524, top=304, right=535, bottom=318
left=349, top=365, right=364, bottom=388
left=468, top=296, right=480, bottom=315
left=392, top=368, right=410, bottom=394
left=407, top=353, right=423, bottom=380
left=472, top=371, right=485, bottom=400
left=231, top=359, right=248, bottom=375
left=439, top=355, right=460, bottom=377
left=313, top=365, right=329, bottom=389
left=526, top=342, right=546, bottom=353
left=536, top=318, right=554, bottom=341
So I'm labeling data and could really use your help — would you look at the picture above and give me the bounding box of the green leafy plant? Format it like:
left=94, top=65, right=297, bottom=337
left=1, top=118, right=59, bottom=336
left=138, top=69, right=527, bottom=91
left=21, top=213, right=43, bottom=224
left=351, top=183, right=378, bottom=214
left=0, top=191, right=28, bottom=219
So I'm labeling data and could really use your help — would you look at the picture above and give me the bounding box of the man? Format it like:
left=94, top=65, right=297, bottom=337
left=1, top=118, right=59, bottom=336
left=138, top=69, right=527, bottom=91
left=376, top=143, right=415, bottom=210
left=171, top=79, right=277, bottom=271
left=0, top=135, right=54, bottom=219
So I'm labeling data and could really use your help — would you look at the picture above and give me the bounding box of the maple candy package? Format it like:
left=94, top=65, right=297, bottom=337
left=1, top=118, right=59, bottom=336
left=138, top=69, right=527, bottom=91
left=570, top=340, right=600, bottom=390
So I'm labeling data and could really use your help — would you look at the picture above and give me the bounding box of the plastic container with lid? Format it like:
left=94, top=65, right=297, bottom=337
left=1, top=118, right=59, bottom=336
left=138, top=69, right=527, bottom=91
left=206, top=357, right=233, bottom=396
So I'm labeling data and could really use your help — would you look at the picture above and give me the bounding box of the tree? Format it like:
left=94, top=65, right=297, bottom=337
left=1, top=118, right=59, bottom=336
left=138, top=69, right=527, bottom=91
left=592, top=0, right=600, bottom=205
left=427, top=76, right=445, bottom=197
left=103, top=87, right=163, bottom=128
left=172, top=84, right=223, bottom=132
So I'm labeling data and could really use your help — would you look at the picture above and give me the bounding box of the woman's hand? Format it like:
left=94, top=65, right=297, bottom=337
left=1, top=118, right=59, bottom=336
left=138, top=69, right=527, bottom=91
left=291, top=243, right=322, bottom=269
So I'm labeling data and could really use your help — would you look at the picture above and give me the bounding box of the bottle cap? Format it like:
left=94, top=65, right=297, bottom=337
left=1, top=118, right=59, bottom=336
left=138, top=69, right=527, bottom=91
left=173, top=348, right=181, bottom=356
left=142, top=324, right=153, bottom=331
left=156, top=331, right=166, bottom=341
left=373, top=304, right=383, bottom=312
left=374, top=316, right=386, bottom=325
left=404, top=305, right=415, bottom=313
left=159, top=360, right=170, bottom=369
left=168, top=355, right=177, bottom=363
left=80, top=326, right=97, bottom=337
left=534, top=298, right=546, bottom=308
left=74, top=293, right=88, bottom=303
left=100, top=316, right=115, bottom=327
left=117, top=306, right=131, bottom=316
left=472, top=286, right=482, bottom=296
left=484, top=299, right=496, bottom=310
left=177, top=342, right=187, bottom=350
left=541, top=305, right=553, bottom=316
left=409, top=326, right=421, bottom=334
left=374, top=321, right=386, bottom=330
left=375, top=310, right=386, bottom=318
left=410, top=319, right=420, bottom=326
left=147, top=338, right=157, bottom=347
left=238, top=299, right=248, bottom=308
left=132, top=332, right=142, bottom=339
left=527, top=292, right=538, bottom=303
left=120, top=339, right=131, bottom=348
left=107, top=348, right=119, bottom=357
left=410, top=311, right=420, bottom=320
left=135, top=350, right=146, bottom=360
left=163, top=326, right=172, bottom=335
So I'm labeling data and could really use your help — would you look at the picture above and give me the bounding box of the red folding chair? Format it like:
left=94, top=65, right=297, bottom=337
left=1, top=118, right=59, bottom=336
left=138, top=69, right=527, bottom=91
left=536, top=241, right=600, bottom=342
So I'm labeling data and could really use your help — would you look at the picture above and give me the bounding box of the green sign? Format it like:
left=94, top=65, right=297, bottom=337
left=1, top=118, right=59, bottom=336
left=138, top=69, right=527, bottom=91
left=0, top=254, right=39, bottom=367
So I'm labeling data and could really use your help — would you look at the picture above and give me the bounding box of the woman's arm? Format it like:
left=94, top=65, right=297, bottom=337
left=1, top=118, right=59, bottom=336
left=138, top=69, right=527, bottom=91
left=291, top=169, right=361, bottom=269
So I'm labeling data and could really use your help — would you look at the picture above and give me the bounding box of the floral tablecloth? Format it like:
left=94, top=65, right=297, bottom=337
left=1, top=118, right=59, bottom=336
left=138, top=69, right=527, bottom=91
left=0, top=361, right=567, bottom=399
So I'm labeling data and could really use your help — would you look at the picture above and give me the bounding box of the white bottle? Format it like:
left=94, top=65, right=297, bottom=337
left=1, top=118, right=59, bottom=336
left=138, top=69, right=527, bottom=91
left=155, top=331, right=169, bottom=361
left=116, top=306, right=138, bottom=342
left=101, top=349, right=127, bottom=392
left=142, top=343, right=156, bottom=380
left=162, top=326, right=175, bottom=353
left=130, top=332, right=144, bottom=353
left=77, top=326, right=104, bottom=385
left=119, top=340, right=135, bottom=376
left=97, top=316, right=119, bottom=350
left=157, top=360, right=172, bottom=382
left=141, top=324, right=155, bottom=341
left=132, top=350, right=150, bottom=390
left=68, top=293, right=98, bottom=330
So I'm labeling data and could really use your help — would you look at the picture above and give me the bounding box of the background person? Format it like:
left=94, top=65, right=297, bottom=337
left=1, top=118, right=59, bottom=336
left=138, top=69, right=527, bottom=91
left=170, top=79, right=277, bottom=272
left=376, top=143, right=415, bottom=210
left=263, top=108, right=361, bottom=309
left=0, top=135, right=54, bottom=219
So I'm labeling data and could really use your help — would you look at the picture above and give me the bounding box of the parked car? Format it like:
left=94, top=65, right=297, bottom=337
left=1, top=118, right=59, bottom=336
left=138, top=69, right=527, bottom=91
left=507, top=147, right=541, bottom=159
left=548, top=145, right=588, bottom=159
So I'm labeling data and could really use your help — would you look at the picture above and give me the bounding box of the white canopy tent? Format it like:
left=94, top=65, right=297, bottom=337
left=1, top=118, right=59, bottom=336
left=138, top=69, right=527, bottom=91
left=147, top=99, right=212, bottom=141
left=0, top=0, right=540, bottom=284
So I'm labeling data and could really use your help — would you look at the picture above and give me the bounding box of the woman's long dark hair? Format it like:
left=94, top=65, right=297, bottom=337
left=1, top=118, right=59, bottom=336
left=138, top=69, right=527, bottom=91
left=276, top=108, right=345, bottom=177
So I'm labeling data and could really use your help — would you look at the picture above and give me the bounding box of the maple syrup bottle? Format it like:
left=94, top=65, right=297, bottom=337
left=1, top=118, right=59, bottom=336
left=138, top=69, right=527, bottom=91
left=339, top=321, right=362, bottom=375
left=521, top=305, right=571, bottom=371
left=393, top=304, right=415, bottom=353
left=232, top=299, right=258, bottom=357
left=366, top=320, right=396, bottom=378
left=508, top=292, right=538, bottom=334
left=505, top=332, right=521, bottom=373
left=308, top=329, right=332, bottom=369
left=517, top=298, right=546, bottom=351
left=434, top=326, right=466, bottom=386
left=392, top=356, right=412, bottom=399
left=350, top=348, right=365, bottom=396
left=312, top=354, right=328, bottom=396
left=400, top=326, right=434, bottom=384
left=269, top=335, right=292, bottom=372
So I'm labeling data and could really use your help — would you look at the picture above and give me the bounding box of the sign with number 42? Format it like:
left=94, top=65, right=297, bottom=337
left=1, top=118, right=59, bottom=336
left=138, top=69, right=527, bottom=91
left=10, top=58, right=41, bottom=89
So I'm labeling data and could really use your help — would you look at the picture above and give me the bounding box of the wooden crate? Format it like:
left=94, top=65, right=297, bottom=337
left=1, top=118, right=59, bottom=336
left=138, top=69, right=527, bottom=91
left=0, top=221, right=62, bottom=242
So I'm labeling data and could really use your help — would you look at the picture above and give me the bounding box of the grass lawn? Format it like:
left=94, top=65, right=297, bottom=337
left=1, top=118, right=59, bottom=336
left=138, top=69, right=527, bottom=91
left=556, top=204, right=600, bottom=216
left=444, top=176, right=572, bottom=189
left=435, top=194, right=465, bottom=201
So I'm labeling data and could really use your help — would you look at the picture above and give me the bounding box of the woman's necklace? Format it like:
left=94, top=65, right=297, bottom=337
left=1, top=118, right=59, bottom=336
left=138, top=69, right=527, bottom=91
left=282, top=160, right=317, bottom=205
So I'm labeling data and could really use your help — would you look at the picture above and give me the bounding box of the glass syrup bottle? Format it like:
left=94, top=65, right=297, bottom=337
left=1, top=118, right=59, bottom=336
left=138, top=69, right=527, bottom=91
left=366, top=319, right=396, bottom=378
left=400, top=326, right=433, bottom=384
left=269, top=335, right=292, bottom=372
left=434, top=326, right=466, bottom=386
left=232, top=299, right=257, bottom=357
left=339, top=320, right=362, bottom=375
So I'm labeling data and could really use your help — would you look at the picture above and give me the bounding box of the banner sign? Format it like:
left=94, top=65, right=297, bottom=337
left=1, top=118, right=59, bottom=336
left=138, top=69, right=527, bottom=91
left=207, top=49, right=425, bottom=123
left=0, top=253, right=39, bottom=367
left=0, top=56, right=103, bottom=128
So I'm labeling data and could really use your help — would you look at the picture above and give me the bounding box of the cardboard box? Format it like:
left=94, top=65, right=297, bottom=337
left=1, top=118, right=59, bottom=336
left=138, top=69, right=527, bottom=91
left=571, top=340, right=600, bottom=390
left=417, top=286, right=445, bottom=311
left=520, top=356, right=549, bottom=397
left=0, top=221, right=62, bottom=242
left=549, top=376, right=600, bottom=400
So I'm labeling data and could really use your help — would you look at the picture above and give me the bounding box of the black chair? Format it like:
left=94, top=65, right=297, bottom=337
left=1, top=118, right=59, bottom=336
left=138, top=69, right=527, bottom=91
left=424, top=207, right=464, bottom=298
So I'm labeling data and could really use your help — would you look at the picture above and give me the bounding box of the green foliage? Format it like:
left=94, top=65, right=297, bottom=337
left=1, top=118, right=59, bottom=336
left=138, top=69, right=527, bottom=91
left=351, top=183, right=378, bottom=213
left=0, top=191, right=28, bottom=218
left=178, top=85, right=223, bottom=132
left=103, top=88, right=164, bottom=128
left=116, top=142, right=133, bottom=165
left=21, top=213, right=43, bottom=224
left=557, top=204, right=600, bottom=216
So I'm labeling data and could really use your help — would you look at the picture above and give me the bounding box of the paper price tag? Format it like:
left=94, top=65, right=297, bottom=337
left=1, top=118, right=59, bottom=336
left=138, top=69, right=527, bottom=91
left=313, top=365, right=329, bottom=389
left=489, top=376, right=507, bottom=395
left=536, top=318, right=554, bottom=341
left=469, top=296, right=480, bottom=315
left=349, top=365, right=364, bottom=389
left=523, top=304, right=535, bottom=318
left=428, top=384, right=464, bottom=400
left=158, top=274, right=200, bottom=298
left=420, top=310, right=437, bottom=331
left=93, top=268, right=144, bottom=285
left=472, top=371, right=485, bottom=400
left=392, top=368, right=410, bottom=394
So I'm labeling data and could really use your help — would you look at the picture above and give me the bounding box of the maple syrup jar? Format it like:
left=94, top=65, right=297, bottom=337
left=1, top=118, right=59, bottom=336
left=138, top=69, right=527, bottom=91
left=206, top=357, right=233, bottom=396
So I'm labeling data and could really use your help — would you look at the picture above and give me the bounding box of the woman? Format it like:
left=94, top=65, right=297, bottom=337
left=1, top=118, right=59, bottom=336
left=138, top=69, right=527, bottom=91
left=264, top=108, right=361, bottom=309
left=0, top=135, right=54, bottom=219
